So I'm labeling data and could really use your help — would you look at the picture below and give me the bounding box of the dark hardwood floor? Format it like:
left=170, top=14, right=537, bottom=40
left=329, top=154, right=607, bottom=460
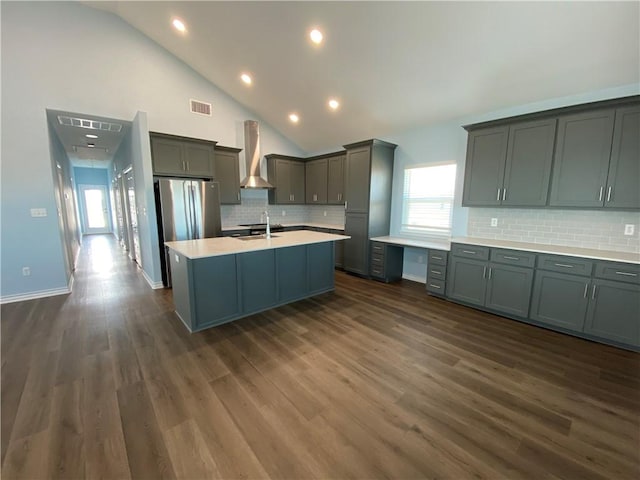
left=2, top=234, right=639, bottom=479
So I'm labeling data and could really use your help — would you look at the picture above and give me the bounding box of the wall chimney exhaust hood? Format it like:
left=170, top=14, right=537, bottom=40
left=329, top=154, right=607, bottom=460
left=240, top=120, right=273, bottom=189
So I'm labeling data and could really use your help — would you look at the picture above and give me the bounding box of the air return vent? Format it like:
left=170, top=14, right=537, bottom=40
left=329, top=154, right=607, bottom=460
left=190, top=99, right=212, bottom=116
left=57, top=115, right=122, bottom=132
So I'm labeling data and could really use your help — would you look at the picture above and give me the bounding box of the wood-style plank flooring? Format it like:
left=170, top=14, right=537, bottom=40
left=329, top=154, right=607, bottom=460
left=2, top=234, right=639, bottom=479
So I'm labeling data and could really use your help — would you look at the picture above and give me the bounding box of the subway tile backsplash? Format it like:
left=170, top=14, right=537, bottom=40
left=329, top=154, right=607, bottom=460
left=468, top=208, right=640, bottom=254
left=220, top=189, right=345, bottom=227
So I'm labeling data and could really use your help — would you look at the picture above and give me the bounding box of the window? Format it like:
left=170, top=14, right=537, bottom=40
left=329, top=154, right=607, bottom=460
left=401, top=163, right=456, bottom=238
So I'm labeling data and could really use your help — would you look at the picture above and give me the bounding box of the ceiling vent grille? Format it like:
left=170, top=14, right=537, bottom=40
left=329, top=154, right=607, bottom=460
left=57, top=115, right=122, bottom=132
left=190, top=99, right=212, bottom=116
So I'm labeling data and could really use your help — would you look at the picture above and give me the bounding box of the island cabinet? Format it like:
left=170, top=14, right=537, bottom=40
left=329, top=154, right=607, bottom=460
left=266, top=155, right=305, bottom=204
left=150, top=132, right=216, bottom=178
left=447, top=244, right=535, bottom=319
left=305, top=158, right=328, bottom=204
left=531, top=257, right=639, bottom=347
left=462, top=118, right=556, bottom=207
left=214, top=146, right=241, bottom=204
left=167, top=235, right=342, bottom=332
left=343, top=139, right=397, bottom=276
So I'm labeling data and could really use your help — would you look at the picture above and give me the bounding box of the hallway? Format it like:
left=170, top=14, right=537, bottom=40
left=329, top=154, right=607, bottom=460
left=2, top=235, right=639, bottom=479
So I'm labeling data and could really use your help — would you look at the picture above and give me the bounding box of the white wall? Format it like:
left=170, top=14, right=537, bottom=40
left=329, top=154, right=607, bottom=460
left=0, top=1, right=304, bottom=300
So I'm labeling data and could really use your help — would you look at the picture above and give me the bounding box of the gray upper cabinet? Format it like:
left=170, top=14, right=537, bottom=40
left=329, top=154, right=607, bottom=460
left=462, top=126, right=508, bottom=206
left=214, top=146, right=241, bottom=205
left=266, top=155, right=305, bottom=204
left=305, top=159, right=328, bottom=204
left=150, top=132, right=215, bottom=178
left=327, top=155, right=346, bottom=205
left=502, top=118, right=556, bottom=206
left=462, top=119, right=556, bottom=207
left=342, top=140, right=396, bottom=276
left=605, top=105, right=640, bottom=209
left=549, top=109, right=615, bottom=207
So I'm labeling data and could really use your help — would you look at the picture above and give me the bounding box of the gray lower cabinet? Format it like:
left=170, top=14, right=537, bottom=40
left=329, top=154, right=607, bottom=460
left=584, top=279, right=640, bottom=345
left=369, top=241, right=403, bottom=283
left=448, top=244, right=535, bottom=318
left=426, top=250, right=448, bottom=296
left=150, top=132, right=216, bottom=178
left=214, top=146, right=241, bottom=204
left=530, top=270, right=589, bottom=331
left=343, top=213, right=369, bottom=275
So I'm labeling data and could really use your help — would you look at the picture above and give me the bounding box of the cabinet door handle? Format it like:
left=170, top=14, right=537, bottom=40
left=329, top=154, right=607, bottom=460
left=186, top=161, right=189, bottom=171
left=429, top=284, right=441, bottom=289
left=502, top=188, right=507, bottom=201
left=606, top=186, right=612, bottom=202
left=182, top=160, right=186, bottom=171
left=591, top=285, right=597, bottom=300
left=598, top=186, right=604, bottom=202
left=615, top=271, right=637, bottom=277
left=497, top=189, right=501, bottom=201
left=583, top=284, right=588, bottom=298
left=554, top=263, right=574, bottom=268
left=237, top=192, right=240, bottom=201
left=483, top=266, right=487, bottom=278
left=462, top=250, right=477, bottom=255
left=432, top=256, right=442, bottom=260
left=345, top=201, right=348, bottom=210
left=488, top=267, right=492, bottom=279
left=503, top=256, right=520, bottom=260
left=431, top=270, right=441, bottom=275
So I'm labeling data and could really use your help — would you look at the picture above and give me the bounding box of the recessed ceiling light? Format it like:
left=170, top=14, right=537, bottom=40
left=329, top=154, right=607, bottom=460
left=309, top=29, right=323, bottom=45
left=172, top=18, right=187, bottom=33
left=85, top=134, right=98, bottom=139
left=328, top=99, right=340, bottom=110
left=240, top=73, right=252, bottom=85
left=289, top=113, right=300, bottom=124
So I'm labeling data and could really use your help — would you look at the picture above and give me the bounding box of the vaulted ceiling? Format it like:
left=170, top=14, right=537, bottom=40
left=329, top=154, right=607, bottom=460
left=87, top=1, right=639, bottom=152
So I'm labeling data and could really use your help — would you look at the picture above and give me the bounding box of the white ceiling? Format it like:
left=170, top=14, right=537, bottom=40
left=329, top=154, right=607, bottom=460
left=47, top=109, right=131, bottom=167
left=87, top=1, right=639, bottom=153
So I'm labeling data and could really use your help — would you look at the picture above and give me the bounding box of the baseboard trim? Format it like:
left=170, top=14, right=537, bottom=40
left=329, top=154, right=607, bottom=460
left=142, top=269, right=164, bottom=289
left=1, top=284, right=72, bottom=304
left=402, top=273, right=426, bottom=284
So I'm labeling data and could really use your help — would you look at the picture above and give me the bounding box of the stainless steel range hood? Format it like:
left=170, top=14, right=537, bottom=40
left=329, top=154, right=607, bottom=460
left=240, top=120, right=273, bottom=189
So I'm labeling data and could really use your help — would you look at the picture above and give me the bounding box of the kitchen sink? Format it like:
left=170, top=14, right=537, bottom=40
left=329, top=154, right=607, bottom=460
left=235, top=234, right=279, bottom=241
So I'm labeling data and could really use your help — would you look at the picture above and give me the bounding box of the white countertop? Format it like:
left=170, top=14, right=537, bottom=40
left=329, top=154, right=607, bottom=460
left=451, top=237, right=640, bottom=264
left=222, top=222, right=345, bottom=231
left=370, top=236, right=451, bottom=251
left=166, top=230, right=350, bottom=259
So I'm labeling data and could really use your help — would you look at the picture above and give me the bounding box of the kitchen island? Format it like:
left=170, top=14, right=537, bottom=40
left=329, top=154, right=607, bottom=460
left=165, top=230, right=350, bottom=332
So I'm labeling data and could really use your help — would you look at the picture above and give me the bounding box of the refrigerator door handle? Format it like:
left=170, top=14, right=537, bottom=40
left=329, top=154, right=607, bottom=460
left=183, top=181, right=193, bottom=239
left=191, top=182, right=200, bottom=239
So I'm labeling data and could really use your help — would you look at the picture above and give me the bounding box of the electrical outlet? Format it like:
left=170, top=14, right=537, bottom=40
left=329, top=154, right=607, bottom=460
left=418, top=255, right=424, bottom=264
left=624, top=224, right=635, bottom=236
left=30, top=208, right=47, bottom=217
left=22, top=267, right=30, bottom=276
left=282, top=210, right=286, bottom=216
left=491, top=218, right=498, bottom=227
left=323, top=211, right=327, bottom=217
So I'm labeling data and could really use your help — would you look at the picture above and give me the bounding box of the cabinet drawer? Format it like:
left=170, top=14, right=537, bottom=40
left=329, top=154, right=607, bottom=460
left=428, top=250, right=448, bottom=266
left=370, top=254, right=384, bottom=266
left=537, top=254, right=593, bottom=277
left=370, top=265, right=385, bottom=278
left=491, top=249, right=536, bottom=268
left=371, top=242, right=385, bottom=255
left=595, top=262, right=640, bottom=285
left=426, top=279, right=446, bottom=294
left=451, top=244, right=490, bottom=261
left=427, top=266, right=446, bottom=281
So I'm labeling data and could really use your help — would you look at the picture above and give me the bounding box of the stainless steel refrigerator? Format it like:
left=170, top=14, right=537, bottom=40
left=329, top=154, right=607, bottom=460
left=155, top=178, right=222, bottom=287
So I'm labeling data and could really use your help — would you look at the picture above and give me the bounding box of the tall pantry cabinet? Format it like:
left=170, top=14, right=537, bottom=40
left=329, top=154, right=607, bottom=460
left=343, top=139, right=397, bottom=275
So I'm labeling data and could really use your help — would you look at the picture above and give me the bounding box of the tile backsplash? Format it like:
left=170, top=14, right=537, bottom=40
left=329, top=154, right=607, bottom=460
left=220, top=189, right=345, bottom=227
left=468, top=208, right=640, bottom=253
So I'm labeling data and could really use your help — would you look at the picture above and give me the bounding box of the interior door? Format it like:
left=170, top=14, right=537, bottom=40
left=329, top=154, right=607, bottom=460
left=79, top=184, right=111, bottom=235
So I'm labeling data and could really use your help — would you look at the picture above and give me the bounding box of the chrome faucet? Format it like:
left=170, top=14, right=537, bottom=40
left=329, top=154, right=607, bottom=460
left=262, top=210, right=271, bottom=238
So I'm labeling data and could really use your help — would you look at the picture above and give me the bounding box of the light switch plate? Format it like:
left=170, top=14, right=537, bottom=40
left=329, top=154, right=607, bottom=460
left=30, top=208, right=47, bottom=217
left=490, top=218, right=498, bottom=227
left=624, top=224, right=635, bottom=236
